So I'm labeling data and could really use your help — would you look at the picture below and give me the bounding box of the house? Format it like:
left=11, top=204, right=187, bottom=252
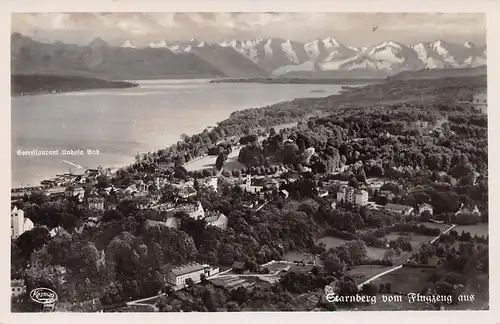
left=284, top=172, right=302, bottom=183
left=177, top=186, right=197, bottom=199
left=49, top=226, right=64, bottom=238
left=240, top=175, right=264, bottom=194
left=45, top=186, right=67, bottom=196
left=418, top=203, right=434, bottom=215
left=85, top=169, right=100, bottom=177
left=337, top=186, right=353, bottom=204
left=302, top=147, right=316, bottom=163
left=384, top=203, right=414, bottom=216
left=205, top=212, right=228, bottom=230
left=11, top=279, right=26, bottom=298
left=169, top=201, right=205, bottom=220
left=455, top=204, right=482, bottom=218
left=163, top=263, right=206, bottom=290
left=202, top=177, right=218, bottom=192
left=354, top=190, right=368, bottom=206
left=124, top=184, right=138, bottom=195
left=41, top=179, right=57, bottom=187
left=88, top=197, right=105, bottom=211
left=72, top=298, right=103, bottom=312
left=202, top=264, right=220, bottom=277
left=263, top=178, right=280, bottom=191
left=11, top=206, right=34, bottom=240
left=165, top=217, right=181, bottom=229
left=65, top=186, right=85, bottom=201
left=211, top=277, right=249, bottom=291
left=336, top=186, right=368, bottom=206
left=280, top=189, right=290, bottom=199
left=232, top=261, right=249, bottom=274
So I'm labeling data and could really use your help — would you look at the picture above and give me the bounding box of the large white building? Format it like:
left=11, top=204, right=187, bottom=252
left=241, top=175, right=264, bottom=194
left=384, top=203, right=414, bottom=216
left=88, top=197, right=105, bottom=211
left=11, top=206, right=34, bottom=240
left=11, top=279, right=26, bottom=298
left=205, top=212, right=228, bottom=230
left=336, top=186, right=368, bottom=206
left=354, top=190, right=368, bottom=206
left=163, top=263, right=206, bottom=290
left=418, top=203, right=434, bottom=215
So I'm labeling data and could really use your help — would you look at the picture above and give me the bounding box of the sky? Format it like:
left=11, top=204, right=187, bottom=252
left=11, top=13, right=486, bottom=47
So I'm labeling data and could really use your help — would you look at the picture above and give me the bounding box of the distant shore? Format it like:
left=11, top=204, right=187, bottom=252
left=11, top=74, right=139, bottom=96
left=209, top=77, right=383, bottom=85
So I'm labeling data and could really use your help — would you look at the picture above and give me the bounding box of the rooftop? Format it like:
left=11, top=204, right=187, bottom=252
left=205, top=212, right=227, bottom=223
left=164, top=263, right=205, bottom=276
left=385, top=203, right=413, bottom=211
left=232, top=261, right=246, bottom=270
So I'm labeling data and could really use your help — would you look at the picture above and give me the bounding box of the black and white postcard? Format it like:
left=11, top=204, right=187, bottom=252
left=3, top=1, right=499, bottom=324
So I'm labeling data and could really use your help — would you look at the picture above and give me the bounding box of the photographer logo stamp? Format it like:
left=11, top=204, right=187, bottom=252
left=29, top=288, right=58, bottom=305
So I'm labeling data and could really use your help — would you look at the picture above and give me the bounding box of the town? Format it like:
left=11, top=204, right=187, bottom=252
left=11, top=72, right=489, bottom=311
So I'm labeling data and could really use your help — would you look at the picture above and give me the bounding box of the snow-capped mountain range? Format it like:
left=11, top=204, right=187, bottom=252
left=143, top=37, right=486, bottom=77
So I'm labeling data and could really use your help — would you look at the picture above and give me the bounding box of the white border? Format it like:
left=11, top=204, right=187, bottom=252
left=1, top=1, right=498, bottom=324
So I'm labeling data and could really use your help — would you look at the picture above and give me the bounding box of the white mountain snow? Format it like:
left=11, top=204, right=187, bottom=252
left=146, top=37, right=486, bottom=76
left=148, top=40, right=168, bottom=48
left=121, top=40, right=136, bottom=48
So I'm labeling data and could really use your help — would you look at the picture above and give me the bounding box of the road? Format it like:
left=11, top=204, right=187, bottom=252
left=357, top=223, right=456, bottom=289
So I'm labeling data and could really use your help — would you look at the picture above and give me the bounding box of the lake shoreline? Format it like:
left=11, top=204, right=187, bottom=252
left=12, top=81, right=347, bottom=188
left=209, top=77, right=383, bottom=85
left=11, top=74, right=139, bottom=97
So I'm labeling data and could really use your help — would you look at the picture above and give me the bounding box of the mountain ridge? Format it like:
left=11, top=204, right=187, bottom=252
left=11, top=33, right=487, bottom=79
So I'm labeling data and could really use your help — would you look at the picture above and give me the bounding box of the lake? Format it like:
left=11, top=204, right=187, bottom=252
left=11, top=79, right=345, bottom=187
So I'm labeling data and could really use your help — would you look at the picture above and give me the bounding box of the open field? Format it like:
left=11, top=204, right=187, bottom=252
left=385, top=233, right=434, bottom=248
left=453, top=223, right=488, bottom=237
left=365, top=247, right=388, bottom=260
left=370, top=267, right=435, bottom=294
left=184, top=121, right=299, bottom=173
left=349, top=265, right=394, bottom=284
left=419, top=222, right=452, bottom=232
left=183, top=147, right=245, bottom=172
left=315, top=236, right=348, bottom=249
left=316, top=236, right=400, bottom=261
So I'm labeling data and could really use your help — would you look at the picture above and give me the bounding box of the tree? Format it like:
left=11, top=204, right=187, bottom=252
left=216, top=153, right=226, bottom=170
left=96, top=175, right=111, bottom=189
left=338, top=277, right=358, bottom=300
left=348, top=178, right=360, bottom=189
left=322, top=254, right=344, bottom=274
left=361, top=283, right=377, bottom=296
